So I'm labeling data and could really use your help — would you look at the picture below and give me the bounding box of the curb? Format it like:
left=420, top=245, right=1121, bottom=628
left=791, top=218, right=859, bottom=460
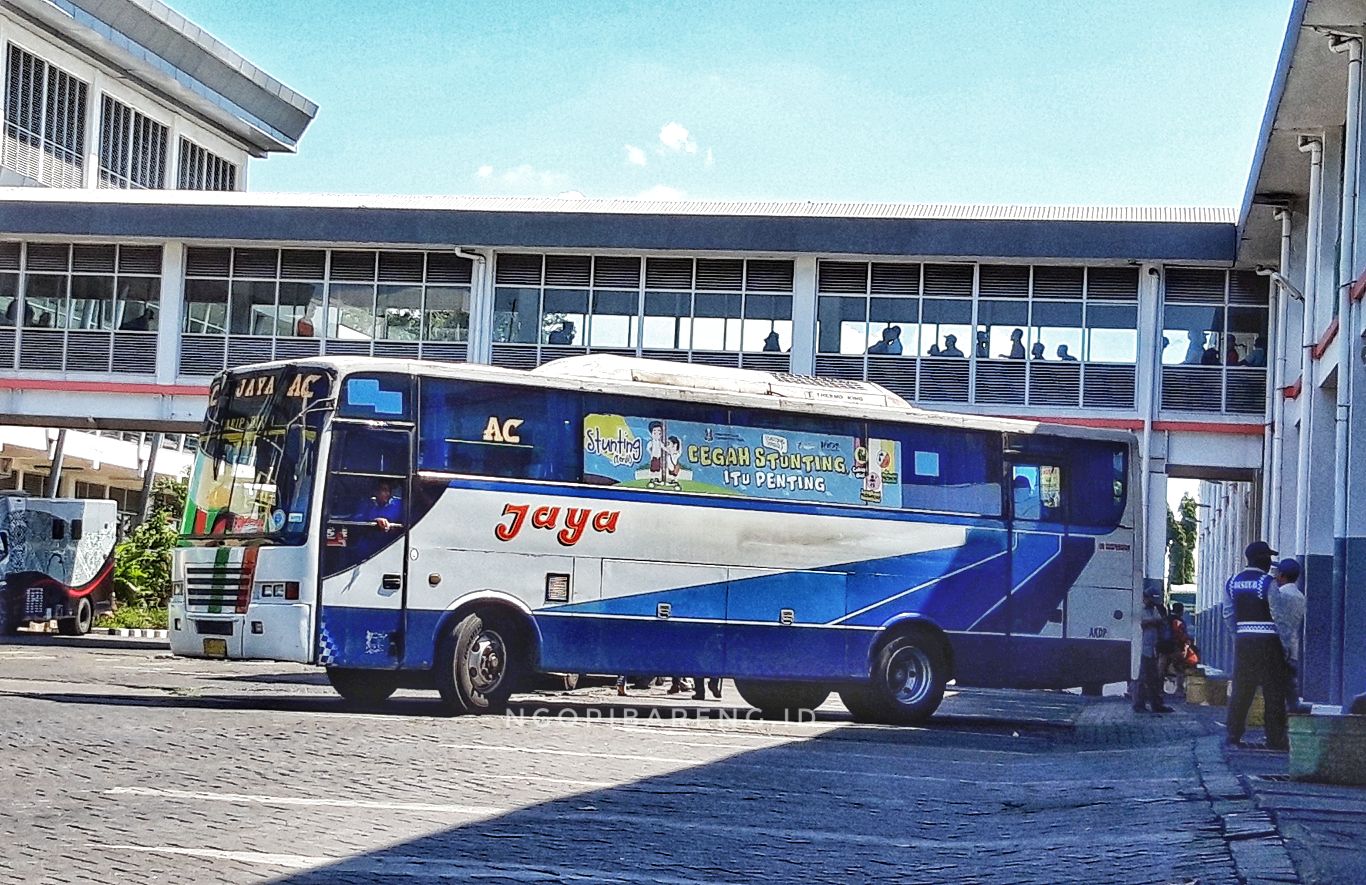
left=1192, top=734, right=1301, bottom=883
left=100, top=627, right=168, bottom=639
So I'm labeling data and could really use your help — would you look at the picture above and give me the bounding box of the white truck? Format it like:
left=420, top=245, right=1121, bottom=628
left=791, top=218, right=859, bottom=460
left=0, top=495, right=118, bottom=635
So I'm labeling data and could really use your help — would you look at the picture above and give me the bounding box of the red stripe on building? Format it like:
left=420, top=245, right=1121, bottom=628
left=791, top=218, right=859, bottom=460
left=1019, top=416, right=1144, bottom=431
left=1284, top=376, right=1302, bottom=400
left=1152, top=420, right=1265, bottom=435
left=0, top=378, right=210, bottom=396
left=1352, top=268, right=1366, bottom=302
left=1311, top=318, right=1339, bottom=360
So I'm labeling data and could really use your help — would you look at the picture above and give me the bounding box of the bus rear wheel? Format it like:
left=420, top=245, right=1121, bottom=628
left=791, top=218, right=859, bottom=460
left=436, top=610, right=523, bottom=715
left=734, top=680, right=830, bottom=720
left=57, top=597, right=93, bottom=636
left=839, top=631, right=947, bottom=725
left=327, top=668, right=399, bottom=705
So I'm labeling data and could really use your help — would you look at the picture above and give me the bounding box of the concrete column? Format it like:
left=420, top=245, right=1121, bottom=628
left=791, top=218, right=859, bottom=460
left=156, top=242, right=186, bottom=383
left=1142, top=433, right=1169, bottom=597
left=82, top=70, right=102, bottom=189
left=789, top=256, right=817, bottom=375
left=45, top=428, right=66, bottom=498
left=1344, top=289, right=1366, bottom=702
left=466, top=249, right=494, bottom=364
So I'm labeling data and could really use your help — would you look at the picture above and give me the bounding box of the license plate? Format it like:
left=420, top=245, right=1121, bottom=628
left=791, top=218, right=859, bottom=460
left=202, top=638, right=228, bottom=658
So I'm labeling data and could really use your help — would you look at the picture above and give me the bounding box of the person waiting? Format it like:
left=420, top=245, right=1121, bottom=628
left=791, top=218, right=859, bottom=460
left=1004, top=328, right=1025, bottom=359
left=762, top=330, right=781, bottom=352
left=547, top=320, right=576, bottom=345
left=1030, top=342, right=1046, bottom=360
left=939, top=334, right=964, bottom=358
left=1057, top=344, right=1078, bottom=361
left=867, top=326, right=902, bottom=355
left=1243, top=336, right=1268, bottom=367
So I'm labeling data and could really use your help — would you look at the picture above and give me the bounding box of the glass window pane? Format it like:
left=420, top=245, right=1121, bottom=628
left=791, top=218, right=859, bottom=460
left=1163, top=305, right=1225, bottom=365
left=116, top=277, right=159, bottom=331
left=328, top=283, right=377, bottom=340
left=68, top=275, right=115, bottom=330
left=377, top=284, right=422, bottom=340
left=643, top=291, right=692, bottom=350
left=868, top=297, right=917, bottom=356
left=692, top=292, right=741, bottom=351
left=816, top=295, right=867, bottom=355
left=920, top=298, right=972, bottom=358
left=278, top=281, right=324, bottom=337
left=229, top=280, right=277, bottom=336
left=588, top=290, right=638, bottom=348
left=493, top=287, right=539, bottom=344
left=1084, top=303, right=1138, bottom=363
left=1228, top=307, right=1269, bottom=367
left=424, top=286, right=470, bottom=342
left=742, top=293, right=792, bottom=352
left=541, top=288, right=587, bottom=345
left=0, top=273, right=17, bottom=326
left=25, top=275, right=67, bottom=328
left=1030, top=301, right=1082, bottom=362
left=976, top=299, right=1030, bottom=360
left=183, top=278, right=227, bottom=333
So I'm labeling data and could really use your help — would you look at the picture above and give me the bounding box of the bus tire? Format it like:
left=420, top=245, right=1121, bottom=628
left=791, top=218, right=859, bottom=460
left=327, top=668, right=398, bottom=705
left=840, top=630, right=947, bottom=725
left=58, top=597, right=93, bottom=636
left=436, top=610, right=522, bottom=715
left=733, top=680, right=830, bottom=720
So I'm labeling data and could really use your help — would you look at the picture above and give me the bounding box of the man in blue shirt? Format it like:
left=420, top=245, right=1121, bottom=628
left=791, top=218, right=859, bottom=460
left=356, top=479, right=403, bottom=531
left=1221, top=540, right=1289, bottom=750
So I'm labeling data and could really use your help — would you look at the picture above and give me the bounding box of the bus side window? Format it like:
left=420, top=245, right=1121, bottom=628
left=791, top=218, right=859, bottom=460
left=1011, top=464, right=1063, bottom=522
left=71, top=519, right=83, bottom=540
left=52, top=519, right=65, bottom=541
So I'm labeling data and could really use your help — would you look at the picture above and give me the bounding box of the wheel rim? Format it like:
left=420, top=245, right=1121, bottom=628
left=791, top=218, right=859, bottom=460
left=887, top=645, right=933, bottom=707
left=464, top=628, right=507, bottom=694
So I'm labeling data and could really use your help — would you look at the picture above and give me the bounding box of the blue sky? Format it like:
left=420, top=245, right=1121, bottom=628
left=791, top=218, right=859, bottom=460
left=174, top=1, right=1294, bottom=207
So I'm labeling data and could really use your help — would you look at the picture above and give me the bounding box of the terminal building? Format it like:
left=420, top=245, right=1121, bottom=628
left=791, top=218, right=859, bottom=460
left=0, top=0, right=1359, bottom=703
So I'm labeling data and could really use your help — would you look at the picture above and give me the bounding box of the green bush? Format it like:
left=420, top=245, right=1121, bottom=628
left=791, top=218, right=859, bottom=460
left=96, top=606, right=168, bottom=630
left=112, top=476, right=187, bottom=609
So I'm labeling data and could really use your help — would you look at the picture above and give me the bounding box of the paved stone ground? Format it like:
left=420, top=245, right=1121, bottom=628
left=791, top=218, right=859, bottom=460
left=0, top=634, right=1320, bottom=884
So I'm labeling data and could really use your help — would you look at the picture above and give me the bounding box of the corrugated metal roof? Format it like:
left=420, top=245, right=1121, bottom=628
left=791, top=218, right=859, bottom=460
left=0, top=187, right=1235, bottom=223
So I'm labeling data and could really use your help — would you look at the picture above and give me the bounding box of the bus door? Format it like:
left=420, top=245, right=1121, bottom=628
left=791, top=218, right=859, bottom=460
left=317, top=423, right=412, bottom=670
left=1005, top=459, right=1069, bottom=668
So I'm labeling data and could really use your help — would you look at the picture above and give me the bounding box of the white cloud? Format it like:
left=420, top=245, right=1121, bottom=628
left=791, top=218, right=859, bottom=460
left=496, top=163, right=572, bottom=190
left=704, top=147, right=714, bottom=168
left=637, top=184, right=686, bottom=201
left=476, top=164, right=494, bottom=178
left=658, top=122, right=698, bottom=154
left=624, top=144, right=647, bottom=167
left=557, top=190, right=586, bottom=200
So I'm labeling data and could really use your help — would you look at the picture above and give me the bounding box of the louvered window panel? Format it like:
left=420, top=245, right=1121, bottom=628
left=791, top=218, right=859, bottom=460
left=118, top=246, right=162, bottom=275
left=1225, top=369, right=1268, bottom=414
left=922, top=264, right=974, bottom=298
left=232, top=248, right=279, bottom=278
left=695, top=258, right=743, bottom=291
left=974, top=361, right=1027, bottom=405
left=744, top=260, right=794, bottom=292
left=329, top=251, right=377, bottom=282
left=495, top=254, right=542, bottom=286
left=0, top=242, right=19, bottom=270
left=645, top=258, right=693, bottom=289
left=1228, top=271, right=1269, bottom=306
left=420, top=342, right=469, bottom=363
left=0, top=328, right=15, bottom=370
left=592, top=256, right=641, bottom=289
left=1082, top=365, right=1137, bottom=409
left=26, top=243, right=69, bottom=272
left=638, top=349, right=690, bottom=364
left=918, top=360, right=970, bottom=403
left=64, top=331, right=112, bottom=372
left=1165, top=268, right=1226, bottom=304
left=98, top=95, right=167, bottom=189
left=738, top=352, right=790, bottom=372
left=870, top=263, right=919, bottom=296
left=71, top=245, right=115, bottom=273
left=225, top=337, right=273, bottom=368
left=185, top=247, right=231, bottom=277
left=864, top=358, right=915, bottom=402
left=378, top=251, right=424, bottom=283
left=273, top=338, right=322, bottom=361
left=112, top=332, right=156, bottom=374
left=426, top=253, right=472, bottom=284
left=325, top=340, right=371, bottom=357
left=490, top=344, right=539, bottom=370
left=176, top=138, right=237, bottom=191
left=544, top=255, right=592, bottom=287
left=1161, top=367, right=1223, bottom=411
left=817, top=261, right=868, bottom=294
left=815, top=355, right=866, bottom=381
left=373, top=341, right=420, bottom=360
left=978, top=265, right=1029, bottom=299
left=18, top=330, right=65, bottom=371
left=3, top=46, right=86, bottom=188
left=280, top=250, right=326, bottom=280
left=1028, top=362, right=1082, bottom=407
left=1033, top=266, right=1085, bottom=299
left=178, top=334, right=226, bottom=376
left=688, top=351, right=742, bottom=368
left=1086, top=267, right=1140, bottom=301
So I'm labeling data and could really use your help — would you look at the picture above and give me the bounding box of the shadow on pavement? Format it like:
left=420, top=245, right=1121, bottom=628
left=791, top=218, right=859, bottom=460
left=0, top=634, right=167, bottom=652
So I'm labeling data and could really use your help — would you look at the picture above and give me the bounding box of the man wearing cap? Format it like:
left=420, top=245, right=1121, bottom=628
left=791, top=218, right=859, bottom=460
left=1270, top=558, right=1310, bottom=714
left=1221, top=541, right=1289, bottom=749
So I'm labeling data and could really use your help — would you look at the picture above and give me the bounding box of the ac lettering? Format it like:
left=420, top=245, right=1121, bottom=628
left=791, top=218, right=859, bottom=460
left=483, top=417, right=525, bottom=444
left=494, top=502, right=620, bottom=546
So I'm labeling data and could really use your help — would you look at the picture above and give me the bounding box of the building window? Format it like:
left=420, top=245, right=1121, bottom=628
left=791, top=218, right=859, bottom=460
left=1160, top=269, right=1269, bottom=415
left=98, top=96, right=167, bottom=189
left=176, top=137, right=237, bottom=191
left=2, top=45, right=88, bottom=188
left=180, top=246, right=472, bottom=375
left=491, top=253, right=794, bottom=370
left=815, top=261, right=1139, bottom=411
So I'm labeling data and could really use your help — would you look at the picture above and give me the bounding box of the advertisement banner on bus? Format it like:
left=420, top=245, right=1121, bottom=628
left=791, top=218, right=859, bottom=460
left=583, top=414, right=901, bottom=507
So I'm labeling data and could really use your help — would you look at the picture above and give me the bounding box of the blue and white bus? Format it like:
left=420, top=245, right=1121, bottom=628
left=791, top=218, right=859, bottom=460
left=169, top=355, right=1140, bottom=723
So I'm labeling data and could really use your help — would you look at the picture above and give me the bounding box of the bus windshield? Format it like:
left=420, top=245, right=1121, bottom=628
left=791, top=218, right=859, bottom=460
left=182, top=366, right=333, bottom=541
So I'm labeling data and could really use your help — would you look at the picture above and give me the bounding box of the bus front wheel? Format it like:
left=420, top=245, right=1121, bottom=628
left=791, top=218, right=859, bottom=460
left=733, top=680, right=830, bottom=720
left=839, top=631, right=947, bottom=725
left=327, top=668, right=398, bottom=705
left=436, top=610, right=523, bottom=715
